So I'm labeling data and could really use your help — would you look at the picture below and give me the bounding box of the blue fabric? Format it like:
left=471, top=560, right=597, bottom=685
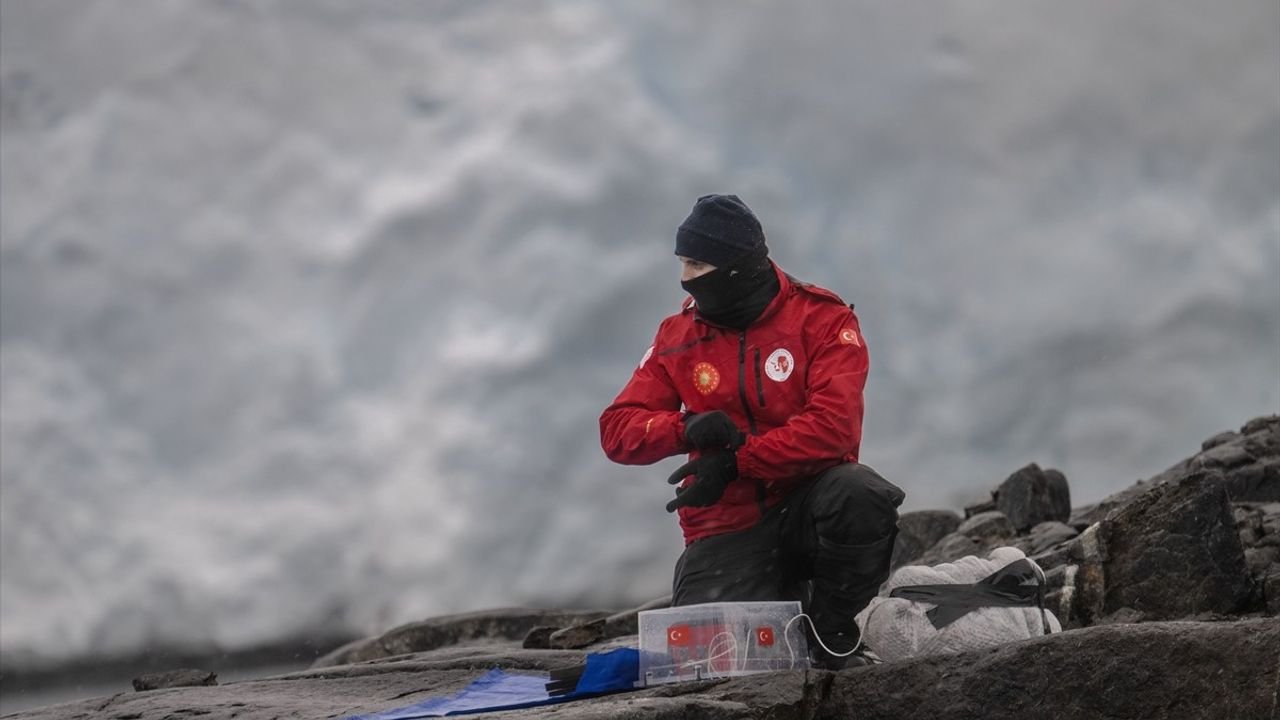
left=574, top=647, right=640, bottom=694
left=348, top=648, right=640, bottom=719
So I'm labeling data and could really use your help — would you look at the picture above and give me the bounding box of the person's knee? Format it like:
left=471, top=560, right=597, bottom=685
left=814, top=463, right=905, bottom=540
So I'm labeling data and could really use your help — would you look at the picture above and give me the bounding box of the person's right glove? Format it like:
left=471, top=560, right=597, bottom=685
left=683, top=411, right=746, bottom=451
left=665, top=452, right=738, bottom=512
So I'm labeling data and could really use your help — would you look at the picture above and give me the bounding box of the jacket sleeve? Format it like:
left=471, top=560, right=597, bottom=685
left=736, top=307, right=867, bottom=482
left=599, top=327, right=691, bottom=465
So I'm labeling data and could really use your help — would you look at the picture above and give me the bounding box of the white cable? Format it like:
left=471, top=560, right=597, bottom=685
left=674, top=631, right=739, bottom=678
left=705, top=631, right=738, bottom=677
left=783, top=612, right=868, bottom=667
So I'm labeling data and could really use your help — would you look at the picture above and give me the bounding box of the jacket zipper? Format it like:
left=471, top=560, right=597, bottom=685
left=754, top=348, right=766, bottom=407
left=737, top=331, right=759, bottom=436
left=738, top=331, right=767, bottom=518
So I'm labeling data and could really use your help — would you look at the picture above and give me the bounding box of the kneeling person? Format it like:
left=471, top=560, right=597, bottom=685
left=599, top=194, right=905, bottom=669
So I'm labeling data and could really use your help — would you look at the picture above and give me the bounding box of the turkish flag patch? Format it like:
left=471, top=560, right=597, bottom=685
left=755, top=627, right=775, bottom=646
left=839, top=328, right=861, bottom=347
left=668, top=624, right=691, bottom=646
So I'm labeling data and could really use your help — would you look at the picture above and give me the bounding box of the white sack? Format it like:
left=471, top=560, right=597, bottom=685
left=855, top=546, right=1061, bottom=662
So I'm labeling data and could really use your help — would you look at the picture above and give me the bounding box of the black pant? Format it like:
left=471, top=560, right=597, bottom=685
left=671, top=463, right=904, bottom=653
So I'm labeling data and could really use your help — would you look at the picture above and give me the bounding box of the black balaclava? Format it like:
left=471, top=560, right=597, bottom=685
left=675, top=194, right=780, bottom=329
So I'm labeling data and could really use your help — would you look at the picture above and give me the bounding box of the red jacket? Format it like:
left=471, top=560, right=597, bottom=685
left=600, top=263, right=868, bottom=543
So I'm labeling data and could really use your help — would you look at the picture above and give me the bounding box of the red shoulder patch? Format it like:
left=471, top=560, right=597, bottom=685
left=838, top=327, right=862, bottom=347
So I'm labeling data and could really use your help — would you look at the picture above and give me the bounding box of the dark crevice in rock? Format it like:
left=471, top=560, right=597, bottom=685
left=798, top=670, right=835, bottom=720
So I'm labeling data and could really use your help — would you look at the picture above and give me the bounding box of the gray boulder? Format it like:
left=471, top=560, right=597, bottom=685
left=1099, top=470, right=1253, bottom=620
left=994, top=463, right=1072, bottom=533
left=912, top=532, right=983, bottom=566
left=1045, top=471, right=1255, bottom=627
left=956, top=510, right=1016, bottom=544
left=910, top=511, right=1017, bottom=566
left=890, top=510, right=963, bottom=570
left=1016, top=521, right=1078, bottom=555
left=1234, top=501, right=1280, bottom=612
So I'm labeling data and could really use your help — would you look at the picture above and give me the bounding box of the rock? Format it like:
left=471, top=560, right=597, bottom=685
left=821, top=619, right=1279, bottom=720
left=1016, top=521, right=1078, bottom=555
left=1202, top=430, right=1242, bottom=450
left=890, top=510, right=963, bottom=570
left=1094, top=606, right=1145, bottom=625
left=1194, top=442, right=1253, bottom=469
left=1266, top=568, right=1280, bottom=615
left=1038, top=523, right=1107, bottom=626
left=1098, top=471, right=1254, bottom=621
left=913, top=532, right=982, bottom=566
left=911, top=512, right=1017, bottom=566
left=550, top=618, right=606, bottom=649
left=1234, top=503, right=1265, bottom=546
left=994, top=463, right=1072, bottom=533
left=311, top=607, right=613, bottom=667
left=1072, top=417, right=1280, bottom=530
left=1157, top=416, right=1279, bottom=502
left=131, top=668, right=217, bottom=691
left=18, top=619, right=1275, bottom=720
left=1244, top=547, right=1280, bottom=576
left=544, top=596, right=672, bottom=650
left=1067, top=483, right=1149, bottom=529
left=956, top=510, right=1015, bottom=544
left=1232, top=457, right=1280, bottom=502
left=1242, top=414, right=1280, bottom=435
left=1262, top=503, right=1280, bottom=526
left=962, top=495, right=996, bottom=518
left=522, top=626, right=558, bottom=649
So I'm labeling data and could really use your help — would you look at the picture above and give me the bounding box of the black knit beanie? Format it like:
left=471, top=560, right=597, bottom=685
left=674, top=194, right=766, bottom=267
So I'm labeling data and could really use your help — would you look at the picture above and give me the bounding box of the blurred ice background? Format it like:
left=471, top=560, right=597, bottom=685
left=1, top=0, right=1277, bottom=684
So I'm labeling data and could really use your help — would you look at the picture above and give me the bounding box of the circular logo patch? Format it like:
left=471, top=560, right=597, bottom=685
left=839, top=328, right=862, bottom=347
left=692, top=362, right=721, bottom=396
left=764, top=349, right=795, bottom=382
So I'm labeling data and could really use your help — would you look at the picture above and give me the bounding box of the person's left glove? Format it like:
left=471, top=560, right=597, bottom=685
left=665, top=452, right=738, bottom=513
left=683, top=411, right=746, bottom=451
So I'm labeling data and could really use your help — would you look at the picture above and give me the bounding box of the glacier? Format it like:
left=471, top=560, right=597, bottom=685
left=0, top=0, right=1277, bottom=670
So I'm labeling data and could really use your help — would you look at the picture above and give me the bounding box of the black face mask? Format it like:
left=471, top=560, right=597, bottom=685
left=681, top=245, right=780, bottom=330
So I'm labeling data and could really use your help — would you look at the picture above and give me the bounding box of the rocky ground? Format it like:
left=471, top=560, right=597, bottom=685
left=8, top=416, right=1279, bottom=720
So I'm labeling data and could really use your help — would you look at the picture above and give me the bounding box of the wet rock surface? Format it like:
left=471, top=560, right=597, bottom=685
left=11, top=416, right=1280, bottom=718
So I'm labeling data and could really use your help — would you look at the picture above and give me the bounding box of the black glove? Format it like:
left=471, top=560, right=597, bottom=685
left=665, top=452, right=738, bottom=512
left=683, top=411, right=746, bottom=451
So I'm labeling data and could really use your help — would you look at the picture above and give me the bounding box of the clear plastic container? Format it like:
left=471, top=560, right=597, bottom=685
left=637, top=601, right=809, bottom=685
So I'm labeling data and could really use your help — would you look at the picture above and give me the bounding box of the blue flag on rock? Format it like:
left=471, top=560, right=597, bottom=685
left=347, top=647, right=641, bottom=719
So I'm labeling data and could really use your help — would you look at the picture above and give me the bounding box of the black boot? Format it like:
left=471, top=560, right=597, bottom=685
left=806, top=531, right=896, bottom=670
